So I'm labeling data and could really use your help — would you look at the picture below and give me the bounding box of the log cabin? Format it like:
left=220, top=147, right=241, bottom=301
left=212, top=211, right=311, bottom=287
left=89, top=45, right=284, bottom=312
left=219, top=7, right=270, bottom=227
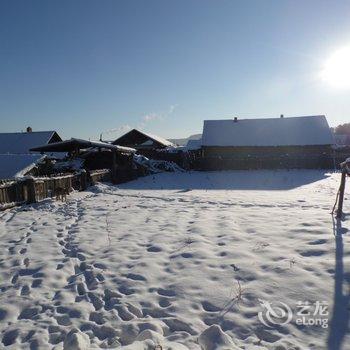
left=200, top=115, right=335, bottom=170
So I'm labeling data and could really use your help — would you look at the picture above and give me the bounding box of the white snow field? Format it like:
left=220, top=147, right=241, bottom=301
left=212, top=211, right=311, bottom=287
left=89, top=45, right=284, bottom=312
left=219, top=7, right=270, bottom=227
left=0, top=170, right=349, bottom=350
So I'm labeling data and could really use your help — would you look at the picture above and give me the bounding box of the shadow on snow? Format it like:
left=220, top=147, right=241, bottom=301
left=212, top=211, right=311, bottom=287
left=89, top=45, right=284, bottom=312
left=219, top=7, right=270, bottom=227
left=119, top=170, right=331, bottom=191
left=328, top=216, right=350, bottom=349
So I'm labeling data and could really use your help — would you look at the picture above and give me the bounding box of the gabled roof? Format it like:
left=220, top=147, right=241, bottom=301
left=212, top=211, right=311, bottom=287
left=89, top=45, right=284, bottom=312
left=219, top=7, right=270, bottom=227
left=202, top=115, right=334, bottom=147
left=0, top=131, right=61, bottom=154
left=186, top=138, right=202, bottom=150
left=113, top=129, right=174, bottom=148
left=140, top=130, right=174, bottom=147
left=0, top=154, right=45, bottom=179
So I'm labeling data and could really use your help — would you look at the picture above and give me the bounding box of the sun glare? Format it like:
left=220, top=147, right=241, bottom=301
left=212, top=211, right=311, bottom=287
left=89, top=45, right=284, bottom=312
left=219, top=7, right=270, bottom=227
left=321, top=46, right=350, bottom=88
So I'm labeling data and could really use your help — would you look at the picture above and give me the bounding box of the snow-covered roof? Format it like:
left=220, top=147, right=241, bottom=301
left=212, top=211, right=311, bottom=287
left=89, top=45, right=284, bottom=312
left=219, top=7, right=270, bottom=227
left=140, top=131, right=175, bottom=147
left=30, top=138, right=136, bottom=153
left=135, top=130, right=174, bottom=147
left=113, top=129, right=174, bottom=148
left=169, top=134, right=202, bottom=146
left=0, top=154, right=45, bottom=179
left=0, top=131, right=61, bottom=154
left=202, top=115, right=334, bottom=147
left=186, top=139, right=202, bottom=150
left=87, top=140, right=136, bottom=152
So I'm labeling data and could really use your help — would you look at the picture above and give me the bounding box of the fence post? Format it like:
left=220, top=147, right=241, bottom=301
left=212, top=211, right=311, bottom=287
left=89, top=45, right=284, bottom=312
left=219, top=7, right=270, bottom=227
left=112, top=151, right=117, bottom=183
left=337, top=169, right=347, bottom=219
left=25, top=178, right=36, bottom=204
left=81, top=170, right=88, bottom=190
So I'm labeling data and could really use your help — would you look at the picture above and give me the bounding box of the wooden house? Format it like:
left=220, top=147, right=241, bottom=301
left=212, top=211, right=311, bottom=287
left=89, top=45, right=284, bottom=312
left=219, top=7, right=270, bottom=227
left=0, top=130, right=62, bottom=179
left=200, top=115, right=335, bottom=169
left=0, top=130, right=62, bottom=154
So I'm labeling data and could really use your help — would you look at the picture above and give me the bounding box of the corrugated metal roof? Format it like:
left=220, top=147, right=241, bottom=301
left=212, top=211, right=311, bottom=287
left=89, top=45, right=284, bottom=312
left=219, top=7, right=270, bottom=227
left=202, top=115, right=334, bottom=147
left=0, top=131, right=59, bottom=154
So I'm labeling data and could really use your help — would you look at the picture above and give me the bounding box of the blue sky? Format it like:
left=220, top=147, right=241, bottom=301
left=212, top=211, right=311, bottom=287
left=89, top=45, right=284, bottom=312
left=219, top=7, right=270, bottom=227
left=1, top=0, right=350, bottom=140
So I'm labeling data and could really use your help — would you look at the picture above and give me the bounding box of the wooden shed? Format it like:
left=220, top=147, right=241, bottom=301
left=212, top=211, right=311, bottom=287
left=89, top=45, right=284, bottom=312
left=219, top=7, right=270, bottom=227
left=30, top=138, right=136, bottom=183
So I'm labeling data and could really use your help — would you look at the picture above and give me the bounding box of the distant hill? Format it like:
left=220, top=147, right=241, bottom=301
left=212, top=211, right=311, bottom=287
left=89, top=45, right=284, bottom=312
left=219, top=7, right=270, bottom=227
left=168, top=133, right=201, bottom=146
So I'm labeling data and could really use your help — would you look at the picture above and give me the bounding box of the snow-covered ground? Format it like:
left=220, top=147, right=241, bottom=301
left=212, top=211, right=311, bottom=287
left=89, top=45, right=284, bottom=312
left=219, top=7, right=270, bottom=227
left=0, top=170, right=349, bottom=350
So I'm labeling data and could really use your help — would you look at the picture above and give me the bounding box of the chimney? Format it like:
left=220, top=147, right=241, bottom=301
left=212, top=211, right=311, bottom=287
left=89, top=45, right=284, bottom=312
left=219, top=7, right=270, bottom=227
left=26, top=126, right=32, bottom=132
left=234, top=117, right=238, bottom=122
left=280, top=114, right=284, bottom=118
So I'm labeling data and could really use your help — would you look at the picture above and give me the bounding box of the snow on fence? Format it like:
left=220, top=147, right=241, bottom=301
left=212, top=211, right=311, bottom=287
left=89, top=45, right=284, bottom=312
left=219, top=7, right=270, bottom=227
left=0, top=169, right=110, bottom=210
left=89, top=169, right=111, bottom=184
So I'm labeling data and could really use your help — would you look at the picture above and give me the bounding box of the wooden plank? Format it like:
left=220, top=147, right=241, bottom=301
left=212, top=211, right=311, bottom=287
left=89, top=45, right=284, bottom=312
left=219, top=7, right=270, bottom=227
left=337, top=170, right=347, bottom=218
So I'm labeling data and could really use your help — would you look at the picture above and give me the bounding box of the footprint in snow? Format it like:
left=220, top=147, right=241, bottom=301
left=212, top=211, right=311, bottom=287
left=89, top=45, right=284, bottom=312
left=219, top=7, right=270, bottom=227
left=147, top=245, right=162, bottom=253
left=2, top=329, right=19, bottom=346
left=201, top=301, right=221, bottom=312
left=125, top=273, right=147, bottom=282
left=298, top=249, right=326, bottom=257
left=157, top=288, right=176, bottom=297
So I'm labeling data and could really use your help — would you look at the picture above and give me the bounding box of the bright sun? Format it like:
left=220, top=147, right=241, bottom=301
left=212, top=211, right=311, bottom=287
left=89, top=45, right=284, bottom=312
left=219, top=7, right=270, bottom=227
left=321, top=46, right=350, bottom=88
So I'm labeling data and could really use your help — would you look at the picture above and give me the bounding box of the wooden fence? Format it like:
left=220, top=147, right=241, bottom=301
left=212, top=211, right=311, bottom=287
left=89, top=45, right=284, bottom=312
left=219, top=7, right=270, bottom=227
left=0, top=169, right=110, bottom=211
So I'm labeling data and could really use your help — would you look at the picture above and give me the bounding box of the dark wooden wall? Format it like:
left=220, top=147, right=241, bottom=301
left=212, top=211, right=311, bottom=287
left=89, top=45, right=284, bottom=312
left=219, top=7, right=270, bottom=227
left=197, top=145, right=335, bottom=170
left=202, top=145, right=333, bottom=157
